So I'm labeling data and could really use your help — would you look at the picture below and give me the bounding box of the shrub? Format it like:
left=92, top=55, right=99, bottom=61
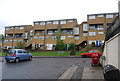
left=69, top=43, right=75, bottom=51
left=15, top=42, right=25, bottom=49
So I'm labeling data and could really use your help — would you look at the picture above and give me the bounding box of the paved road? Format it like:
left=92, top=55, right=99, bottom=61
left=2, top=58, right=91, bottom=79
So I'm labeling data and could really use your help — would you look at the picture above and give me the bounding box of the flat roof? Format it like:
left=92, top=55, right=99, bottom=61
left=87, top=12, right=119, bottom=16
left=5, top=25, right=32, bottom=28
left=33, top=18, right=77, bottom=23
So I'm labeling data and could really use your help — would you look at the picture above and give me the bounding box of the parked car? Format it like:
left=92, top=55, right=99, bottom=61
left=81, top=50, right=102, bottom=58
left=5, top=49, right=32, bottom=63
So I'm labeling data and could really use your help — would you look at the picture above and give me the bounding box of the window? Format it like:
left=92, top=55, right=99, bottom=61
left=15, top=27, right=19, bottom=29
left=47, top=22, right=52, bottom=24
left=61, top=36, right=66, bottom=40
left=53, top=21, right=59, bottom=24
left=60, top=21, right=66, bottom=24
left=35, top=22, right=39, bottom=25
left=4, top=40, right=8, bottom=43
left=18, top=50, right=22, bottom=53
left=9, top=40, right=12, bottom=42
left=34, top=37, right=38, bottom=39
left=20, top=27, right=24, bottom=29
left=75, top=36, right=79, bottom=40
left=40, top=22, right=45, bottom=25
left=46, top=36, right=50, bottom=38
left=97, top=15, right=104, bottom=17
left=89, top=16, right=96, bottom=19
left=89, top=32, right=96, bottom=36
left=89, top=26, right=96, bottom=30
left=74, top=28, right=79, bottom=35
left=18, top=40, right=23, bottom=43
left=23, top=50, right=27, bottom=53
left=52, top=36, right=57, bottom=40
left=14, top=40, right=17, bottom=42
left=106, top=15, right=113, bottom=18
left=6, top=28, right=10, bottom=31
left=97, top=25, right=103, bottom=30
left=83, top=24, right=88, bottom=31
left=68, top=36, right=73, bottom=38
left=98, top=32, right=104, bottom=34
left=39, top=37, right=44, bottom=40
left=68, top=20, right=74, bottom=22
left=83, top=33, right=88, bottom=36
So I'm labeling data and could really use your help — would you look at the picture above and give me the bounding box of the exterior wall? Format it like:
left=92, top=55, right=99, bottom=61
left=103, top=33, right=120, bottom=69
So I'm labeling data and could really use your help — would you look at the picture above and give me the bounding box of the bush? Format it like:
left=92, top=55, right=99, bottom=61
left=69, top=43, right=75, bottom=51
left=56, top=40, right=66, bottom=51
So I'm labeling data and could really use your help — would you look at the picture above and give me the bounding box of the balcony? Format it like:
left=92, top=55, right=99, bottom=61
left=15, top=34, right=23, bottom=39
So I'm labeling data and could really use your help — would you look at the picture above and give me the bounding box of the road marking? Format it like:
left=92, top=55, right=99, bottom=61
left=58, top=66, right=78, bottom=79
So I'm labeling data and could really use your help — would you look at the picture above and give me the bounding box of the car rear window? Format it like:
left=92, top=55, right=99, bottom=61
left=94, top=50, right=99, bottom=53
left=88, top=50, right=94, bottom=53
left=7, top=50, right=16, bottom=54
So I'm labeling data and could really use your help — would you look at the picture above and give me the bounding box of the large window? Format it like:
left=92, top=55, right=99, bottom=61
left=89, top=32, right=96, bottom=36
left=61, top=36, right=66, bottom=40
left=20, top=27, right=24, bottom=29
left=97, top=25, right=104, bottom=30
left=39, top=37, right=44, bottom=40
left=60, top=21, right=66, bottom=24
left=83, top=33, right=88, bottom=36
left=40, top=22, right=45, bottom=25
left=98, top=32, right=104, bottom=34
left=106, top=14, right=113, bottom=18
left=97, top=15, right=104, bottom=17
left=47, top=22, right=52, bottom=24
left=52, top=36, right=57, bottom=40
left=89, top=16, right=96, bottom=19
left=53, top=21, right=59, bottom=24
left=83, top=24, right=88, bottom=31
left=75, top=36, right=79, bottom=40
left=74, top=28, right=79, bottom=35
left=89, top=26, right=96, bottom=30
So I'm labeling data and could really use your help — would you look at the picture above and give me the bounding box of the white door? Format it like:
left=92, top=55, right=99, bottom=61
left=47, top=44, right=53, bottom=50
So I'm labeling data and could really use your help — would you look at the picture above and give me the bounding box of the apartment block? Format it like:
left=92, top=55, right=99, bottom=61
left=4, top=12, right=119, bottom=50
left=87, top=12, right=118, bottom=46
left=4, top=25, right=33, bottom=49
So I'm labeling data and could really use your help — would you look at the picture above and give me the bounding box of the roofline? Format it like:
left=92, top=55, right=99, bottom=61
left=33, top=18, right=77, bottom=23
left=87, top=12, right=119, bottom=16
left=5, top=25, right=32, bottom=28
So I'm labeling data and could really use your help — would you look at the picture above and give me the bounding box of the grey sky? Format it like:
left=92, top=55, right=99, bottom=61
left=0, top=0, right=119, bottom=34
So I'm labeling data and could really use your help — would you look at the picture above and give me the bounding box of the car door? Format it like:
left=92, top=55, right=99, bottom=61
left=17, top=50, right=24, bottom=60
left=22, top=50, right=29, bottom=60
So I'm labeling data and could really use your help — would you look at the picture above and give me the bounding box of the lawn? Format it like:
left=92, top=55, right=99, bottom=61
left=30, top=51, right=87, bottom=56
left=0, top=51, right=87, bottom=57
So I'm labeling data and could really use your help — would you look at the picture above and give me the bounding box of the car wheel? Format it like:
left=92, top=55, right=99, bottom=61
left=14, top=58, right=20, bottom=63
left=6, top=59, right=9, bottom=63
left=28, top=56, right=32, bottom=61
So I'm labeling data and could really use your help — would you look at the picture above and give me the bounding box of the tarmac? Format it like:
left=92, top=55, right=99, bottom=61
left=0, top=56, right=105, bottom=80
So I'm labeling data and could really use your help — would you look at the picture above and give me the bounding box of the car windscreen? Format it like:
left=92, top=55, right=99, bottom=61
left=7, top=50, right=16, bottom=54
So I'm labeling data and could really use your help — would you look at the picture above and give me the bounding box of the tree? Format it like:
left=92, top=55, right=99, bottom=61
left=55, top=28, right=66, bottom=50
left=15, top=42, right=25, bottom=49
left=0, top=34, right=4, bottom=42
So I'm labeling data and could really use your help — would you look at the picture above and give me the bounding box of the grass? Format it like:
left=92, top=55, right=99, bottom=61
left=30, top=51, right=87, bottom=56
left=0, top=51, right=87, bottom=57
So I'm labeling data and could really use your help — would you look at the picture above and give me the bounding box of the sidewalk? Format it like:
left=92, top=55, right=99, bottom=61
left=58, top=65, right=104, bottom=80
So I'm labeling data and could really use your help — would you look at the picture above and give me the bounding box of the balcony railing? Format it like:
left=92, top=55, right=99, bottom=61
left=106, top=16, right=120, bottom=41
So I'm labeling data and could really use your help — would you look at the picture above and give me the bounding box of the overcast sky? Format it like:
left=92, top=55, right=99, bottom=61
left=0, top=0, right=119, bottom=34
